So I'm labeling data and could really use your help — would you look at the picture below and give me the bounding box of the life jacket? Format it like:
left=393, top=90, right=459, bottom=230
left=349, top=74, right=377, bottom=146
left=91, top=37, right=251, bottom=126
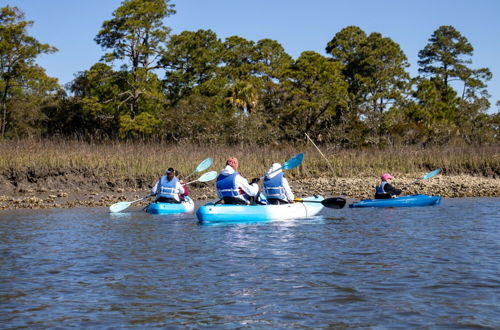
left=375, top=181, right=388, bottom=194
left=263, top=172, right=287, bottom=201
left=156, top=176, right=179, bottom=200
left=216, top=172, right=241, bottom=197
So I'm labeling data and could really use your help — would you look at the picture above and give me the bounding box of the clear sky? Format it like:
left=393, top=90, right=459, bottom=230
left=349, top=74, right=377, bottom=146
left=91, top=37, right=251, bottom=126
left=5, top=0, right=500, bottom=112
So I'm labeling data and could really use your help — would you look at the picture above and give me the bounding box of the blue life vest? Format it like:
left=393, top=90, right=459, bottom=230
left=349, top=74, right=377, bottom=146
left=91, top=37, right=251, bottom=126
left=375, top=181, right=388, bottom=194
left=156, top=176, right=179, bottom=200
left=216, top=172, right=241, bottom=197
left=263, top=173, right=287, bottom=201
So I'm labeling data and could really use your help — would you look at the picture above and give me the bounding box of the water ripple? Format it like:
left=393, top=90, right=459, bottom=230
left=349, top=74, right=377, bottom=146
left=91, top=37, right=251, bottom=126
left=0, top=198, right=499, bottom=328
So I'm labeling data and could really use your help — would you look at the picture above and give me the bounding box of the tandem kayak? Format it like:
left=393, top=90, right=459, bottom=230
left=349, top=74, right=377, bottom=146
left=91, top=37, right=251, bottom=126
left=349, top=194, right=442, bottom=208
left=197, top=195, right=325, bottom=223
left=146, top=197, right=195, bottom=214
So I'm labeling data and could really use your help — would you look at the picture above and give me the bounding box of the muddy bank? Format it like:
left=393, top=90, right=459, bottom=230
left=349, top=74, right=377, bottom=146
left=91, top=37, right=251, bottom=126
left=0, top=170, right=499, bottom=210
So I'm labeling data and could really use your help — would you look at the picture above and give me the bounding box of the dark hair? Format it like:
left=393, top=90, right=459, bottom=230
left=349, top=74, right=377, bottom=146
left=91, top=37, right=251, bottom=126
left=166, top=167, right=175, bottom=174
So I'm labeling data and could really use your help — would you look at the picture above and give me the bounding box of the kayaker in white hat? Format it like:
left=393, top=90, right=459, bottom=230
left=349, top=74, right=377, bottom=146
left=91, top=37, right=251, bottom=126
left=151, top=167, right=185, bottom=203
left=216, top=157, right=260, bottom=205
left=263, top=163, right=294, bottom=205
left=375, top=173, right=402, bottom=199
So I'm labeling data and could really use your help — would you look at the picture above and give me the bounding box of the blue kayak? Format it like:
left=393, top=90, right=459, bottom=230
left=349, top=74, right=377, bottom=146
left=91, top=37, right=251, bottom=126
left=349, top=194, right=442, bottom=208
left=197, top=195, right=324, bottom=223
left=146, top=197, right=195, bottom=214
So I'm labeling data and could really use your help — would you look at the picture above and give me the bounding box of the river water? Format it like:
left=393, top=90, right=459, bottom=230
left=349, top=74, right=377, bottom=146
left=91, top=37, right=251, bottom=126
left=1, top=197, right=499, bottom=328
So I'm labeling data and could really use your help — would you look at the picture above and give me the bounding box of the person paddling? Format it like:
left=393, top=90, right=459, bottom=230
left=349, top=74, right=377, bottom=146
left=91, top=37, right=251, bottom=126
left=263, top=163, right=294, bottom=205
left=216, top=157, right=259, bottom=205
left=151, top=167, right=185, bottom=203
left=175, top=170, right=189, bottom=201
left=375, top=173, right=402, bottom=199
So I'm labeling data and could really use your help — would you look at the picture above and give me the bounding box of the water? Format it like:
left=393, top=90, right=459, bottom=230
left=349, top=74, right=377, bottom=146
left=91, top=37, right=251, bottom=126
left=1, top=198, right=499, bottom=328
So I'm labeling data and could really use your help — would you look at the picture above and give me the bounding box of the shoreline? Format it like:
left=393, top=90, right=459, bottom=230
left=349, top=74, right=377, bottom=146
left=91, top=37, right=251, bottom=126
left=1, top=174, right=499, bottom=210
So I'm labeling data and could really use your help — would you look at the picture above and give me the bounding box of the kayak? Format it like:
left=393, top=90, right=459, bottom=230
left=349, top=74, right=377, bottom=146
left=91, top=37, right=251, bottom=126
left=197, top=195, right=325, bottom=223
left=349, top=194, right=442, bottom=208
left=146, top=196, right=195, bottom=214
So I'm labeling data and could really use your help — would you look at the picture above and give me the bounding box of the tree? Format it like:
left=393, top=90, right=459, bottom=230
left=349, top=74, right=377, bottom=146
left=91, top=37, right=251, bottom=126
left=94, top=0, right=175, bottom=116
left=325, top=26, right=410, bottom=140
left=281, top=51, right=348, bottom=141
left=0, top=6, right=58, bottom=137
left=69, top=63, right=126, bottom=137
left=418, top=25, right=473, bottom=89
left=418, top=25, right=493, bottom=142
left=160, top=29, right=223, bottom=104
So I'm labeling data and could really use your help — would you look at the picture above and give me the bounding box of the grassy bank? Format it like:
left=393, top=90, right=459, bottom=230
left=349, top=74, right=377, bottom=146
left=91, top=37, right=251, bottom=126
left=0, top=139, right=499, bottom=209
left=1, top=139, right=499, bottom=179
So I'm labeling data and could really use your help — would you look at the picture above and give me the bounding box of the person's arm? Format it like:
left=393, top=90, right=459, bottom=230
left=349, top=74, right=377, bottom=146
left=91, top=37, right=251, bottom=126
left=176, top=181, right=185, bottom=195
left=282, top=177, right=294, bottom=201
left=384, top=183, right=402, bottom=196
left=235, top=175, right=259, bottom=196
left=180, top=181, right=189, bottom=196
left=151, top=180, right=159, bottom=195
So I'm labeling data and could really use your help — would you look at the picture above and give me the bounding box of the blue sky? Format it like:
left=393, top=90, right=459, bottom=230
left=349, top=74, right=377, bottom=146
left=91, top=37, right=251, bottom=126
left=5, top=0, right=500, bottom=112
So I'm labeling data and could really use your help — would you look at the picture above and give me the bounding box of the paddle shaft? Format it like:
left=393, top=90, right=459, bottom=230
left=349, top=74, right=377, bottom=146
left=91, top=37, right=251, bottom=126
left=305, top=133, right=335, bottom=175
left=294, top=197, right=346, bottom=209
left=402, top=169, right=440, bottom=190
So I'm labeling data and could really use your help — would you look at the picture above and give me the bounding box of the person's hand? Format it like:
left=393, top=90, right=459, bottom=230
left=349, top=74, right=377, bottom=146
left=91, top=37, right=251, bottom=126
left=250, top=177, right=260, bottom=185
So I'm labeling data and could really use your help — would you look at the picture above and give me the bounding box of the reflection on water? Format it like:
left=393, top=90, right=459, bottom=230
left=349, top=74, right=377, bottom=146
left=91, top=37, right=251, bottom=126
left=1, top=198, right=499, bottom=328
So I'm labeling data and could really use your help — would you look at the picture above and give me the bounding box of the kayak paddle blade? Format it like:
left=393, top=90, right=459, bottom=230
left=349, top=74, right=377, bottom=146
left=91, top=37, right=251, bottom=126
left=282, top=153, right=304, bottom=170
left=422, top=168, right=440, bottom=180
left=321, top=197, right=346, bottom=209
left=109, top=201, right=132, bottom=213
left=197, top=170, right=217, bottom=182
left=196, top=157, right=213, bottom=172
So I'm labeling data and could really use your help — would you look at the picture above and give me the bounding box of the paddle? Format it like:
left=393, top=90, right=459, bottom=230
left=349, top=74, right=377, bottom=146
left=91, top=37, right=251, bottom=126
left=263, top=153, right=304, bottom=178
left=109, top=171, right=217, bottom=213
left=185, top=157, right=213, bottom=179
left=401, top=168, right=441, bottom=190
left=294, top=197, right=346, bottom=209
left=305, top=133, right=335, bottom=175
left=109, top=195, right=151, bottom=213
left=186, top=170, right=217, bottom=184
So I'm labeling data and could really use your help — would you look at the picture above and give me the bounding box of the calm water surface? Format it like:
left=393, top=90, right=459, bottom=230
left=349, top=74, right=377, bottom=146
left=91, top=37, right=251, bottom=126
left=1, top=198, right=499, bottom=328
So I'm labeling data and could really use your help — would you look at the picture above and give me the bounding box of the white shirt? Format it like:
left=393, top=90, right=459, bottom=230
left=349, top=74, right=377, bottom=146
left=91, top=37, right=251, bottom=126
left=217, top=165, right=259, bottom=200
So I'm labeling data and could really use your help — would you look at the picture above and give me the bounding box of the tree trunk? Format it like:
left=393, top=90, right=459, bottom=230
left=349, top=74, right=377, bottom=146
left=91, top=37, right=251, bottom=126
left=1, top=83, right=10, bottom=138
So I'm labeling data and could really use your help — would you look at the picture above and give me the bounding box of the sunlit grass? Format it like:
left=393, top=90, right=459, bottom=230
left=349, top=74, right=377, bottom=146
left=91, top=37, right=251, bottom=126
left=1, top=139, right=498, bottom=180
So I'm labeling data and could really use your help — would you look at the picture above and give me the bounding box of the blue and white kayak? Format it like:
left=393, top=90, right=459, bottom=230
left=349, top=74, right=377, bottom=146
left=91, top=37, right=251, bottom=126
left=197, top=195, right=325, bottom=223
left=349, top=194, right=442, bottom=208
left=146, top=197, right=195, bottom=214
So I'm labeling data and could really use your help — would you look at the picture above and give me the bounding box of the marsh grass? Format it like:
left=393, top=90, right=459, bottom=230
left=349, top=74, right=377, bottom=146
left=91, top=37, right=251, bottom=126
left=1, top=139, right=498, bottom=180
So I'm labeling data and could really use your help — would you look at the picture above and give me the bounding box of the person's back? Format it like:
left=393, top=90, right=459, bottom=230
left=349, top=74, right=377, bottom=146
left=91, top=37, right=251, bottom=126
left=263, top=163, right=294, bottom=205
left=216, top=157, right=259, bottom=204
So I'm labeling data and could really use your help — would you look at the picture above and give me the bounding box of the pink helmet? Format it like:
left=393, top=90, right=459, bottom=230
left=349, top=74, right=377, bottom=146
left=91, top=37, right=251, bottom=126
left=381, top=173, right=395, bottom=181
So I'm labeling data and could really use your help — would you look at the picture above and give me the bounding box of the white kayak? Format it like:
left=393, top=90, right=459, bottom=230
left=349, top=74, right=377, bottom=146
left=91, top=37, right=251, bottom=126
left=196, top=195, right=325, bottom=223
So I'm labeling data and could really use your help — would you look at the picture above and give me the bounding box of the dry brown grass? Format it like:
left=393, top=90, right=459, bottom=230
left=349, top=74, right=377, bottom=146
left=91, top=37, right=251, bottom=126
left=1, top=139, right=499, bottom=179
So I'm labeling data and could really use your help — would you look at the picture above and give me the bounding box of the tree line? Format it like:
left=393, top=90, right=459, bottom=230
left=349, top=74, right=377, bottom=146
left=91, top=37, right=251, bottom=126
left=1, top=1, right=499, bottom=147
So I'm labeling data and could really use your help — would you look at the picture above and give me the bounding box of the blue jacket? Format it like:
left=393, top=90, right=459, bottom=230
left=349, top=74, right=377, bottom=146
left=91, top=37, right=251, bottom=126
left=216, top=172, right=240, bottom=197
